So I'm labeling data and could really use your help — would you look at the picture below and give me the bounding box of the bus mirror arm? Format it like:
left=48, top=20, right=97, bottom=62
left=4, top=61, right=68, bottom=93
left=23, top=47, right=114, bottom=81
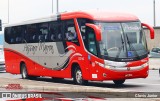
left=142, top=23, right=155, bottom=39
left=86, top=23, right=102, bottom=41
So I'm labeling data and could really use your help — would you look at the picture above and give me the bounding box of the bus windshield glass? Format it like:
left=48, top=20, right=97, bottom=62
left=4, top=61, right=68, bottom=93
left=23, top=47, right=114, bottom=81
left=96, top=22, right=148, bottom=61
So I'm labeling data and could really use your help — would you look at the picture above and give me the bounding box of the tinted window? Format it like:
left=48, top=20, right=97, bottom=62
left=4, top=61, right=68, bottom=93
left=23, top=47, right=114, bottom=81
left=77, top=19, right=93, bottom=46
left=5, top=27, right=12, bottom=44
left=38, top=22, right=49, bottom=42
left=64, top=19, right=79, bottom=45
left=5, top=19, right=80, bottom=44
left=152, top=48, right=160, bottom=53
left=5, top=26, right=26, bottom=44
left=49, top=21, right=62, bottom=41
left=86, top=27, right=98, bottom=55
left=26, top=24, right=38, bottom=43
left=15, top=26, right=25, bottom=44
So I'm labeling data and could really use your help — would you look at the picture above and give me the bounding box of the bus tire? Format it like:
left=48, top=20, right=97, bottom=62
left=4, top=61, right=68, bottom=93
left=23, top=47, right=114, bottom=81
left=113, top=80, right=125, bottom=85
left=21, top=63, right=29, bottom=79
left=73, top=66, right=88, bottom=85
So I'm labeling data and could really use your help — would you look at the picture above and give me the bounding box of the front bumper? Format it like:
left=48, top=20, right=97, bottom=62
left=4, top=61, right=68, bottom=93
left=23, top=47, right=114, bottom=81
left=89, top=66, right=149, bottom=81
left=103, top=66, right=148, bottom=80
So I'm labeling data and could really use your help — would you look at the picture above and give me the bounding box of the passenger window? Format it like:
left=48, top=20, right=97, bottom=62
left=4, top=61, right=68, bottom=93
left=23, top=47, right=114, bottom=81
left=5, top=27, right=13, bottom=44
left=77, top=19, right=86, bottom=40
left=65, top=27, right=76, bottom=40
left=5, top=26, right=26, bottom=44
left=11, top=27, right=17, bottom=44
left=49, top=21, right=63, bottom=41
left=5, top=27, right=21, bottom=44
left=64, top=19, right=79, bottom=45
left=77, top=18, right=94, bottom=47
left=38, top=23, right=49, bottom=42
left=26, top=24, right=38, bottom=43
left=15, top=26, right=25, bottom=44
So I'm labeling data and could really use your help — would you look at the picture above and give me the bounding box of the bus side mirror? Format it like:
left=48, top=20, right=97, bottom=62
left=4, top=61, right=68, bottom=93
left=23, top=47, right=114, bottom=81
left=142, top=23, right=154, bottom=39
left=86, top=23, right=102, bottom=41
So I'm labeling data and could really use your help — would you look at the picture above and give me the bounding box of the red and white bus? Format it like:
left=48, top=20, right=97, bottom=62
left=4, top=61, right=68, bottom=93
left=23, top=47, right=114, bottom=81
left=4, top=11, right=154, bottom=85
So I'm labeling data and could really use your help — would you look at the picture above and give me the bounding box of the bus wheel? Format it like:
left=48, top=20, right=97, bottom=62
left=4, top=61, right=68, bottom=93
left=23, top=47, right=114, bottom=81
left=73, top=67, right=88, bottom=85
left=113, top=80, right=125, bottom=85
left=21, top=63, right=29, bottom=79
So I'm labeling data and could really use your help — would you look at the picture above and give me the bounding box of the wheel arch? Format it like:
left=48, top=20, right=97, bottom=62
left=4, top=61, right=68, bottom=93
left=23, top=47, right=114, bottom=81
left=71, top=62, right=80, bottom=78
left=20, top=61, right=25, bottom=73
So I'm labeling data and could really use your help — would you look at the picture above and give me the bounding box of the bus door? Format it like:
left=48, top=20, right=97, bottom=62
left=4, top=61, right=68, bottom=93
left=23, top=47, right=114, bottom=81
left=85, top=26, right=99, bottom=79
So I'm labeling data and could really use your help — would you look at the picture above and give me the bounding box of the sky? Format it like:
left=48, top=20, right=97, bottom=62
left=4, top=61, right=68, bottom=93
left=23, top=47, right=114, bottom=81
left=0, top=0, right=160, bottom=34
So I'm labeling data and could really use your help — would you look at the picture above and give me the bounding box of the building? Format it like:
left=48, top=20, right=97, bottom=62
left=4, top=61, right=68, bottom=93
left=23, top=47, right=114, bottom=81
left=144, top=26, right=160, bottom=50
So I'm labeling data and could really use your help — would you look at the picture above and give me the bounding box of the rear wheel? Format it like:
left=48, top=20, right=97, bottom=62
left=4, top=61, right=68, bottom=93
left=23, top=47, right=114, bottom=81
left=21, top=63, right=29, bottom=79
left=21, top=63, right=36, bottom=79
left=113, top=80, right=125, bottom=85
left=73, top=66, right=88, bottom=85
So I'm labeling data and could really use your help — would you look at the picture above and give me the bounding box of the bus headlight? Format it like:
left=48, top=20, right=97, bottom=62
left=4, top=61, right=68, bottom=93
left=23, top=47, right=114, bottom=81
left=105, top=65, right=114, bottom=69
left=100, top=60, right=148, bottom=70
left=96, top=62, right=115, bottom=69
left=141, top=62, right=149, bottom=68
left=104, top=62, right=149, bottom=70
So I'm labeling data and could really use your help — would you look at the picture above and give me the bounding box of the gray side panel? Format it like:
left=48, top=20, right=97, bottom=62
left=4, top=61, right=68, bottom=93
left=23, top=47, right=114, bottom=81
left=56, top=42, right=65, bottom=54
left=4, top=42, right=74, bottom=70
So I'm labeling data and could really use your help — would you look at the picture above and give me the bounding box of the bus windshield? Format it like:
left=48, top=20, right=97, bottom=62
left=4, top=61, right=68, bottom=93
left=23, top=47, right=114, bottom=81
left=97, top=22, right=148, bottom=61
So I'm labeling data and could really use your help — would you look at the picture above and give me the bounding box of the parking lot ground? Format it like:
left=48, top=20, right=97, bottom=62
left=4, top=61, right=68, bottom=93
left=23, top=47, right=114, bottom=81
left=149, top=58, right=160, bottom=70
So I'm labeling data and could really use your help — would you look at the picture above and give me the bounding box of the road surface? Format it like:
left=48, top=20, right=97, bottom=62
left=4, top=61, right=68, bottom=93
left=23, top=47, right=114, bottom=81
left=0, top=70, right=159, bottom=92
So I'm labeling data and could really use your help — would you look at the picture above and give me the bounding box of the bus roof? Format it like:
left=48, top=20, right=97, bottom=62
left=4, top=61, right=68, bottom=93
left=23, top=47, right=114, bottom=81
left=5, top=15, right=58, bottom=27
left=5, top=10, right=139, bottom=27
left=61, top=11, right=139, bottom=22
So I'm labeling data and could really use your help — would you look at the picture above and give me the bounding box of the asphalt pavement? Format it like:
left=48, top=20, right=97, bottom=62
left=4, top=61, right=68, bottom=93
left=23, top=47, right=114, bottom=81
left=0, top=70, right=160, bottom=101
left=0, top=58, right=160, bottom=100
left=149, top=58, right=160, bottom=70
left=0, top=70, right=159, bottom=92
left=0, top=58, right=159, bottom=92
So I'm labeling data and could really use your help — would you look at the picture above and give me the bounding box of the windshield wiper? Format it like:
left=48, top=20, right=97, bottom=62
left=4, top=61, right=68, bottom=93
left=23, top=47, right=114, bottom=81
left=115, top=34, right=125, bottom=61
left=126, top=34, right=140, bottom=59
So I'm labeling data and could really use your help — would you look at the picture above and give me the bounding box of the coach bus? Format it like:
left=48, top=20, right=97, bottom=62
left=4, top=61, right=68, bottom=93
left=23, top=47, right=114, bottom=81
left=4, top=11, right=154, bottom=85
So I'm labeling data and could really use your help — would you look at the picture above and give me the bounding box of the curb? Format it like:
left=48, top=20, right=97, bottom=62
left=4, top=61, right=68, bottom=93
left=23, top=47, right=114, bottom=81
left=0, top=84, right=130, bottom=92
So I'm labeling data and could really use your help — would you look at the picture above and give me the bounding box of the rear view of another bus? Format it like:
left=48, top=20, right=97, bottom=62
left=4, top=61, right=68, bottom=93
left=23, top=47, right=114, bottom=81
left=0, top=44, right=5, bottom=71
left=0, top=20, right=5, bottom=71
